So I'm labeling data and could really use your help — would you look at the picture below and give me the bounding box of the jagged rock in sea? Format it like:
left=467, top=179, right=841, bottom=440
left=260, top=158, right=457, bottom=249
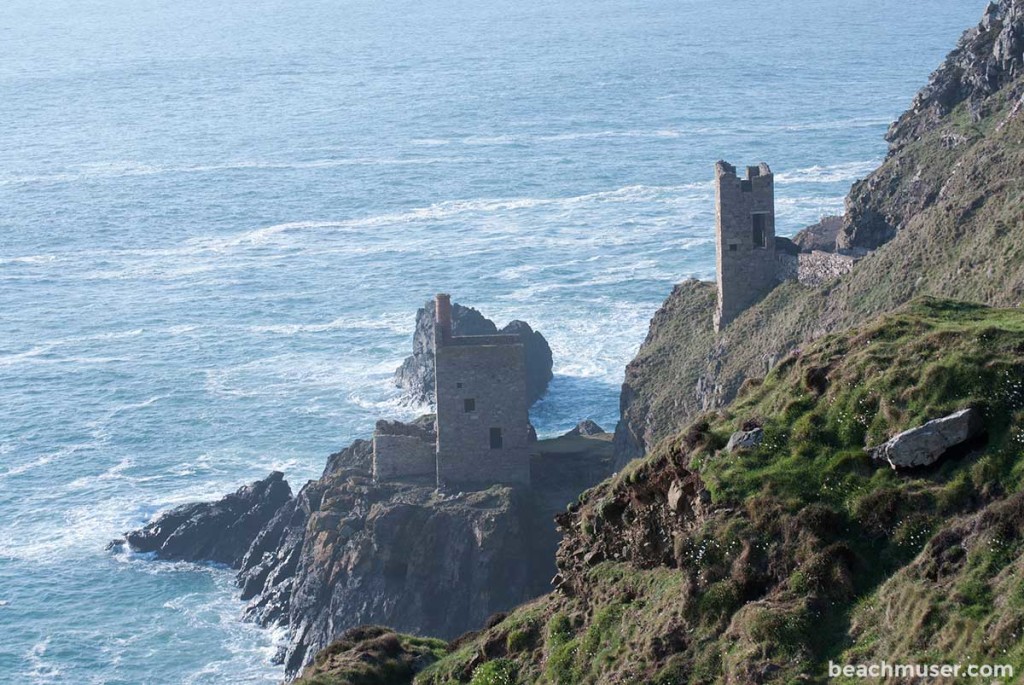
left=565, top=419, right=605, bottom=437
left=393, top=299, right=554, bottom=407
left=500, top=319, right=555, bottom=405
left=119, top=471, right=292, bottom=568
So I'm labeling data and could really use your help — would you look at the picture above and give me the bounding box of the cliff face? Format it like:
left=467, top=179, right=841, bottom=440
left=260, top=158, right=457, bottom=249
left=841, top=0, right=1024, bottom=251
left=414, top=300, right=1024, bottom=683
left=118, top=430, right=615, bottom=678
left=612, top=281, right=718, bottom=466
left=394, top=299, right=554, bottom=407
left=243, top=473, right=545, bottom=676
left=614, top=0, right=1024, bottom=465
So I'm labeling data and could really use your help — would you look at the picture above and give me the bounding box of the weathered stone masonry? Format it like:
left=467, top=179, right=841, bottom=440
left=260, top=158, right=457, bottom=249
left=372, top=419, right=436, bottom=482
left=434, top=294, right=532, bottom=488
left=371, top=294, right=532, bottom=489
left=714, top=161, right=777, bottom=332
left=714, top=160, right=862, bottom=329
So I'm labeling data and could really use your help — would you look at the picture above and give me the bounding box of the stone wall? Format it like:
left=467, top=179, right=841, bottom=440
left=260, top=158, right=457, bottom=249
left=797, top=250, right=859, bottom=286
left=714, top=161, right=777, bottom=331
left=372, top=421, right=436, bottom=483
left=776, top=252, right=799, bottom=282
left=435, top=338, right=531, bottom=488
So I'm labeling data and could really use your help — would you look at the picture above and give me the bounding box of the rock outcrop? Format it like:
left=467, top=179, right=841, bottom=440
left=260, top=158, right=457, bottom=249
left=258, top=479, right=544, bottom=676
left=612, top=280, right=718, bottom=466
left=393, top=299, right=553, bottom=407
left=870, top=407, right=984, bottom=469
left=120, top=472, right=291, bottom=568
left=612, top=0, right=1024, bottom=468
left=292, top=626, right=447, bottom=685
left=118, top=429, right=615, bottom=678
left=887, top=0, right=1024, bottom=153
left=566, top=419, right=605, bottom=437
left=791, top=215, right=843, bottom=252
left=841, top=0, right=1024, bottom=251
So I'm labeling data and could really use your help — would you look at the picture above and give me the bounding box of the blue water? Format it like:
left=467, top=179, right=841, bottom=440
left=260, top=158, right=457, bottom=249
left=0, top=0, right=980, bottom=682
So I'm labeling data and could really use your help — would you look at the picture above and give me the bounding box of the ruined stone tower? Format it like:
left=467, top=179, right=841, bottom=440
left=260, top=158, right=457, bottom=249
left=432, top=294, right=531, bottom=488
left=714, top=161, right=776, bottom=331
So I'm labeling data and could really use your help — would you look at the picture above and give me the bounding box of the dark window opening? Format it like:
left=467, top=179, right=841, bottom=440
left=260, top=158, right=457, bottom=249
left=456, top=382, right=463, bottom=389
left=728, top=244, right=738, bottom=252
left=752, top=214, right=768, bottom=248
left=489, top=427, right=503, bottom=449
left=464, top=398, right=476, bottom=413
left=740, top=179, right=753, bottom=192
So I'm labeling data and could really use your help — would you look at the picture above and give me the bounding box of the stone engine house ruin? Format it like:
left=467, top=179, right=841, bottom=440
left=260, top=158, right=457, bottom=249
left=714, top=160, right=861, bottom=331
left=714, top=162, right=778, bottom=331
left=372, top=294, right=532, bottom=489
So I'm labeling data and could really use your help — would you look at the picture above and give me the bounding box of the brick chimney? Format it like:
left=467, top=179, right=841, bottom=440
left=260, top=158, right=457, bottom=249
left=434, top=293, right=453, bottom=344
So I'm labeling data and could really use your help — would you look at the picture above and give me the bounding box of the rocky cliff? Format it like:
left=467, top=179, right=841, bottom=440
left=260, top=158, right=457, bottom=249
left=614, top=0, right=1024, bottom=465
left=288, top=5, right=1024, bottom=682
left=117, top=429, right=615, bottom=677
left=394, top=299, right=554, bottom=407
left=409, top=299, right=1024, bottom=683
left=112, top=471, right=291, bottom=568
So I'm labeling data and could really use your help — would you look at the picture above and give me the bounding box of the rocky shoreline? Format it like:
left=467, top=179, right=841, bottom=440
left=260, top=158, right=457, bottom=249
left=111, top=2, right=1024, bottom=681
left=110, top=301, right=590, bottom=676
left=113, top=426, right=614, bottom=676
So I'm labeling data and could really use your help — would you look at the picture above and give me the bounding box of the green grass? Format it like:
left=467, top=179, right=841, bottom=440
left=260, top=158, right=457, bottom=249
left=419, top=299, right=1024, bottom=684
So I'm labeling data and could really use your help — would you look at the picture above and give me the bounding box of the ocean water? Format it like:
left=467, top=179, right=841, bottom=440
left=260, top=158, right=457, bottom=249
left=0, top=0, right=981, bottom=682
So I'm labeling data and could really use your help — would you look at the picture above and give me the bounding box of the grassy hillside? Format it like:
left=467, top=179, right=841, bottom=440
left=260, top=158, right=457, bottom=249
left=290, top=5, right=1024, bottom=683
left=413, top=299, right=1024, bottom=684
left=615, top=41, right=1024, bottom=459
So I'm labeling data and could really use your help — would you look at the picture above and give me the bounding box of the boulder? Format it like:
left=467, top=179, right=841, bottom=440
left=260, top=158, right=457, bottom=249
left=667, top=479, right=686, bottom=513
left=121, top=471, right=292, bottom=568
left=870, top=408, right=984, bottom=470
left=726, top=428, right=764, bottom=452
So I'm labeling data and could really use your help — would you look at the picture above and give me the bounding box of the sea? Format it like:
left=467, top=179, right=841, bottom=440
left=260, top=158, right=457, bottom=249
left=0, top=0, right=981, bottom=682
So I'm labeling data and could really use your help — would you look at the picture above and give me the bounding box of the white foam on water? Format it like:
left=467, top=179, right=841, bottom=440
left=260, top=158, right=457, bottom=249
left=250, top=311, right=411, bottom=336
left=0, top=440, right=102, bottom=482
left=187, top=182, right=712, bottom=254
left=459, top=128, right=687, bottom=145
left=0, top=254, right=60, bottom=266
left=775, top=160, right=880, bottom=184
left=410, top=137, right=452, bottom=146
left=0, top=348, right=124, bottom=367
left=0, top=345, right=54, bottom=367
left=688, top=117, right=892, bottom=136
left=0, top=157, right=471, bottom=187
left=22, top=638, right=62, bottom=685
